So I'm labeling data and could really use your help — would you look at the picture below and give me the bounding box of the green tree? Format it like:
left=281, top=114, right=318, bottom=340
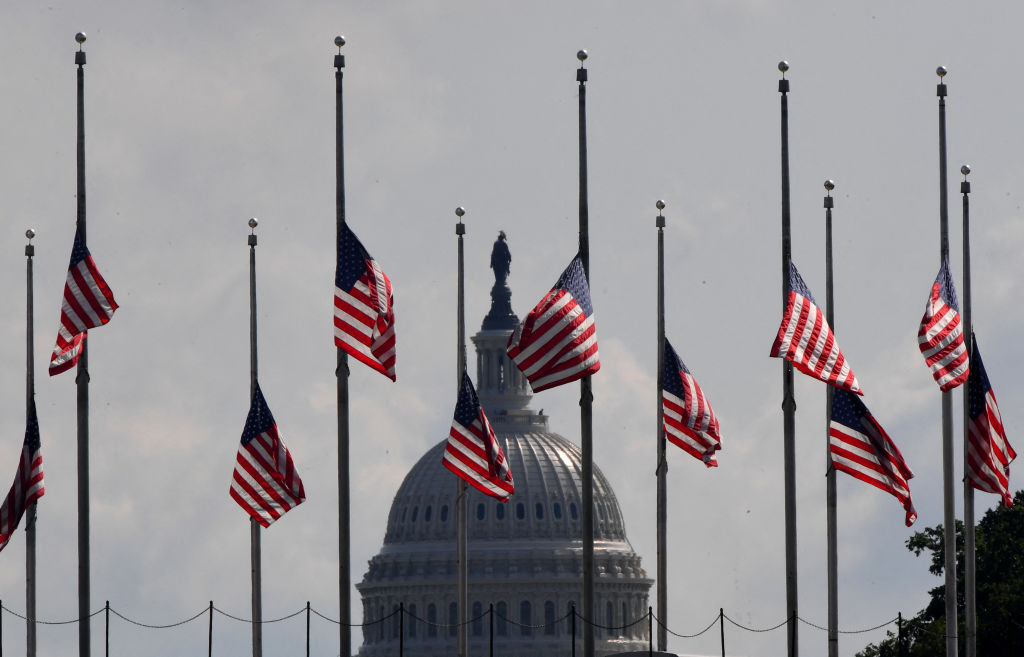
left=856, top=490, right=1024, bottom=657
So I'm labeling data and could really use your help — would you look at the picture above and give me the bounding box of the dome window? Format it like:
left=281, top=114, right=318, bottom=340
left=440, top=505, right=449, bottom=522
left=535, top=503, right=544, bottom=519
left=428, top=604, right=437, bottom=638
left=424, top=506, right=432, bottom=522
left=408, top=603, right=417, bottom=637
left=449, top=602, right=458, bottom=637
left=496, top=602, right=508, bottom=636
left=544, top=601, right=556, bottom=635
left=411, top=506, right=419, bottom=522
left=553, top=502, right=563, bottom=519
left=496, top=503, right=505, bottom=520
left=472, top=602, right=483, bottom=636
left=516, top=502, right=526, bottom=520
left=520, top=601, right=532, bottom=636
left=570, top=503, right=579, bottom=520
left=477, top=503, right=486, bottom=520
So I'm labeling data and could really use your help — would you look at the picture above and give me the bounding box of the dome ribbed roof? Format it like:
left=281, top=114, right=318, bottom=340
left=383, top=427, right=626, bottom=547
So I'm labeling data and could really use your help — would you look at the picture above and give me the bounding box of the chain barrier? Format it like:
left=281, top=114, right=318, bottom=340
left=797, top=614, right=898, bottom=635
left=108, top=605, right=209, bottom=629
left=0, top=603, right=105, bottom=625
left=495, top=609, right=573, bottom=631
left=722, top=612, right=792, bottom=633
left=574, top=610, right=647, bottom=632
left=652, top=610, right=719, bottom=639
left=0, top=601, right=909, bottom=648
left=211, top=605, right=306, bottom=625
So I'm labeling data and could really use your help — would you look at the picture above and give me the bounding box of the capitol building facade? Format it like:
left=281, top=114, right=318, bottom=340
left=357, top=234, right=651, bottom=657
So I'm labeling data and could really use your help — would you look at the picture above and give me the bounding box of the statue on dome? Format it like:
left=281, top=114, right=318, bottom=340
left=490, top=231, right=511, bottom=285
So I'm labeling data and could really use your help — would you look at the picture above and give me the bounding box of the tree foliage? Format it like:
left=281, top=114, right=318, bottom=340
left=856, top=490, right=1024, bottom=657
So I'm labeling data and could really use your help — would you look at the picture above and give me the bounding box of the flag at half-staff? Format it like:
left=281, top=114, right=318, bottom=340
left=918, top=259, right=968, bottom=391
left=829, top=389, right=917, bottom=526
left=229, top=383, right=306, bottom=527
left=662, top=337, right=721, bottom=467
left=966, top=335, right=1016, bottom=507
left=48, top=226, right=118, bottom=376
left=507, top=253, right=599, bottom=392
left=443, top=372, right=514, bottom=500
left=770, top=261, right=862, bottom=395
left=0, top=400, right=45, bottom=553
left=335, top=222, right=396, bottom=380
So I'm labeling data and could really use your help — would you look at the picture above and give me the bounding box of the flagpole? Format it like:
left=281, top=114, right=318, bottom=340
left=777, top=60, right=799, bottom=657
left=823, top=180, right=838, bottom=657
left=334, top=36, right=353, bottom=657
left=455, top=206, right=469, bottom=657
left=935, top=66, right=958, bottom=657
left=25, top=228, right=37, bottom=657
left=575, top=49, right=596, bottom=657
left=959, top=165, right=976, bottom=657
left=247, top=218, right=263, bottom=657
left=655, top=200, right=667, bottom=653
left=73, top=32, right=93, bottom=657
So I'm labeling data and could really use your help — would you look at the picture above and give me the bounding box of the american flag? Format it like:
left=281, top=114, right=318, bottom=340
left=229, top=384, right=305, bottom=527
left=334, top=223, right=396, bottom=380
left=662, top=337, right=721, bottom=467
left=966, top=335, right=1016, bottom=507
left=506, top=254, right=599, bottom=392
left=48, top=227, right=118, bottom=376
left=0, top=400, right=45, bottom=553
left=443, top=372, right=514, bottom=500
left=918, top=260, right=968, bottom=391
left=770, top=261, right=862, bottom=395
left=829, top=389, right=917, bottom=526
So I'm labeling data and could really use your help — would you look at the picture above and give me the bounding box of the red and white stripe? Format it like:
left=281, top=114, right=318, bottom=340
left=230, top=425, right=305, bottom=528
left=771, top=291, right=861, bottom=394
left=49, top=253, right=118, bottom=376
left=443, top=414, right=513, bottom=501
left=830, top=416, right=916, bottom=526
left=334, top=262, right=396, bottom=380
left=0, top=447, right=45, bottom=553
left=507, top=290, right=599, bottom=393
left=663, top=373, right=721, bottom=467
left=918, top=281, right=968, bottom=391
left=967, top=388, right=1016, bottom=507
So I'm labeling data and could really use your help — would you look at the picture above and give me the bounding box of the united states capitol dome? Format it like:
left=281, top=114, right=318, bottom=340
left=358, top=232, right=651, bottom=657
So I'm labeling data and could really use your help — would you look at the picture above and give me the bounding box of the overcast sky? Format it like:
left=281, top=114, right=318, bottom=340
left=1, top=2, right=1021, bottom=656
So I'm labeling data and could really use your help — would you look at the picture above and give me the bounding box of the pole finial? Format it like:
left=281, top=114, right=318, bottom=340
left=824, top=179, right=835, bottom=193
left=656, top=199, right=665, bottom=211
left=75, top=32, right=87, bottom=47
left=455, top=206, right=466, bottom=235
left=248, top=217, right=259, bottom=232
left=961, top=164, right=971, bottom=178
left=577, top=49, right=588, bottom=64
left=26, top=228, right=36, bottom=241
left=823, top=180, right=835, bottom=209
left=778, top=60, right=789, bottom=75
left=937, top=65, right=948, bottom=78
left=335, top=35, right=346, bottom=50
left=655, top=200, right=666, bottom=228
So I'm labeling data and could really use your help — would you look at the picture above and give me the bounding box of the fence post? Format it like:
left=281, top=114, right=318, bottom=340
left=489, top=603, right=494, bottom=657
left=648, top=606, right=653, bottom=656
left=571, top=603, right=576, bottom=657
left=720, top=608, right=725, bottom=657
left=105, top=600, right=110, bottom=657
left=399, top=602, right=404, bottom=657
left=208, top=601, right=213, bottom=657
left=897, top=612, right=904, bottom=657
left=306, top=601, right=311, bottom=657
